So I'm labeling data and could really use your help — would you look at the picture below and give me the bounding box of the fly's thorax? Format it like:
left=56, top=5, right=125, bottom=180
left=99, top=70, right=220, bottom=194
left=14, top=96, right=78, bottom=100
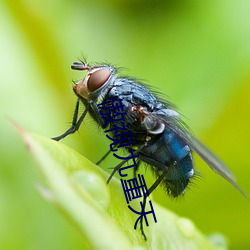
left=73, top=64, right=117, bottom=103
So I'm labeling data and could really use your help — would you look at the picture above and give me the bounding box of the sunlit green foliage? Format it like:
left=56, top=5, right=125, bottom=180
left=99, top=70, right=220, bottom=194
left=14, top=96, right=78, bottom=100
left=0, top=1, right=250, bottom=249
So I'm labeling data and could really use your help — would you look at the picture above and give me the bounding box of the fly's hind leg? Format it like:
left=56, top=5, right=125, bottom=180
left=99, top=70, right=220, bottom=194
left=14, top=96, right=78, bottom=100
left=140, top=170, right=168, bottom=240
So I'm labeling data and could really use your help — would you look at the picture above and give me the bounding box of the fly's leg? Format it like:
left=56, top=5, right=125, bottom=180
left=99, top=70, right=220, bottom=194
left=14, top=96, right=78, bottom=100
left=52, top=99, right=89, bottom=141
left=88, top=100, right=106, bottom=128
left=140, top=170, right=168, bottom=240
left=106, top=158, right=129, bottom=184
left=133, top=160, right=141, bottom=179
left=96, top=150, right=112, bottom=165
left=97, top=146, right=119, bottom=165
left=52, top=98, right=107, bottom=141
left=107, top=144, right=146, bottom=184
left=105, top=143, right=164, bottom=240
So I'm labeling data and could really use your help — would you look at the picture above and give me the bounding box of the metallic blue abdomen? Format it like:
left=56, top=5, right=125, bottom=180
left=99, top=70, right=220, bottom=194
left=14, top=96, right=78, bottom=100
left=139, top=128, right=193, bottom=197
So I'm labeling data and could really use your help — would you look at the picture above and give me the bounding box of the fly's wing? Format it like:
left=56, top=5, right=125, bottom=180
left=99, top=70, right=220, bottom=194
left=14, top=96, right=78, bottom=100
left=180, top=130, right=248, bottom=198
left=151, top=110, right=247, bottom=198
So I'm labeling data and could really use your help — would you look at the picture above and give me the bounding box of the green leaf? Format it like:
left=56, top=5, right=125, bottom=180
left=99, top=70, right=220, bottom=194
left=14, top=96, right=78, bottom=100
left=19, top=127, right=226, bottom=250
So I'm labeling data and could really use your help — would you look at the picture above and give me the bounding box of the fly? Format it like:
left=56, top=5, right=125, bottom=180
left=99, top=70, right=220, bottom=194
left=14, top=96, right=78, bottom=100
left=52, top=60, right=246, bottom=238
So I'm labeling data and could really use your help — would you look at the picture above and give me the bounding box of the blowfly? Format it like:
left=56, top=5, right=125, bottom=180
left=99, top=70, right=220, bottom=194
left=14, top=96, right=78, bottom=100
left=52, top=60, right=246, bottom=237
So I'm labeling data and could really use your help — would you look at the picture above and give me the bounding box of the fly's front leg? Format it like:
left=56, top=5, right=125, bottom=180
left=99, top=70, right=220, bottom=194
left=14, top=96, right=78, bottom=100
left=88, top=100, right=106, bottom=128
left=52, top=99, right=89, bottom=141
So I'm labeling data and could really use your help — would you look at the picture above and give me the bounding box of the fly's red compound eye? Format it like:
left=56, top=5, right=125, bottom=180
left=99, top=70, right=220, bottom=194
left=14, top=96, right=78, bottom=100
left=87, top=68, right=111, bottom=92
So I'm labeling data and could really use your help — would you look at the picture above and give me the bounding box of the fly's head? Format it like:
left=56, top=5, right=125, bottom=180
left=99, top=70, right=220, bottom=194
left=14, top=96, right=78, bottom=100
left=72, top=61, right=116, bottom=101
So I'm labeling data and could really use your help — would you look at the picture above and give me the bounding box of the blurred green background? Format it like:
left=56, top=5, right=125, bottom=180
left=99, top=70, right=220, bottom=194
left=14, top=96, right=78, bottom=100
left=1, top=0, right=250, bottom=249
